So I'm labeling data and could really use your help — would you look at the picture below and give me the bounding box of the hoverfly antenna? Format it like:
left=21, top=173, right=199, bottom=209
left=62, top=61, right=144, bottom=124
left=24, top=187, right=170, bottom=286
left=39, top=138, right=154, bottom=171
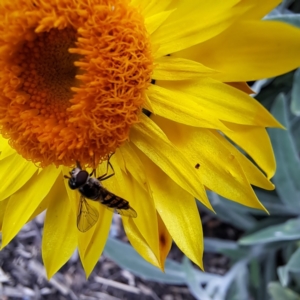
left=64, top=175, right=70, bottom=179
left=76, top=160, right=82, bottom=169
left=92, top=153, right=96, bottom=170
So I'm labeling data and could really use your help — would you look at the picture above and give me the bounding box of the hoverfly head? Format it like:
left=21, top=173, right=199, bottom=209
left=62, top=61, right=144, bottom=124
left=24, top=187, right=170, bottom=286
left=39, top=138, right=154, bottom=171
left=68, top=168, right=89, bottom=189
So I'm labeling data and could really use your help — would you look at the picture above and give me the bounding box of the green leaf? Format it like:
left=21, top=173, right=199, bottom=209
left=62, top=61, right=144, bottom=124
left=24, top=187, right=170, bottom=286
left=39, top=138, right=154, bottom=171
left=221, top=248, right=250, bottom=262
left=266, top=14, right=300, bottom=29
left=239, top=218, right=300, bottom=245
left=206, top=261, right=248, bottom=300
left=278, top=247, right=300, bottom=287
left=250, top=259, right=260, bottom=289
left=269, top=94, right=300, bottom=209
left=265, top=252, right=277, bottom=280
left=264, top=251, right=277, bottom=296
left=104, top=237, right=186, bottom=284
left=282, top=243, right=297, bottom=263
left=104, top=237, right=218, bottom=285
left=285, top=247, right=300, bottom=272
left=291, top=69, right=300, bottom=116
left=255, top=190, right=296, bottom=216
left=251, top=79, right=273, bottom=94
left=182, top=257, right=211, bottom=300
left=278, top=266, right=290, bottom=287
left=256, top=73, right=294, bottom=110
left=228, top=270, right=249, bottom=300
left=268, top=282, right=300, bottom=300
left=279, top=0, right=296, bottom=10
left=200, top=192, right=257, bottom=231
left=244, top=217, right=289, bottom=237
left=291, top=118, right=300, bottom=152
left=204, top=238, right=238, bottom=253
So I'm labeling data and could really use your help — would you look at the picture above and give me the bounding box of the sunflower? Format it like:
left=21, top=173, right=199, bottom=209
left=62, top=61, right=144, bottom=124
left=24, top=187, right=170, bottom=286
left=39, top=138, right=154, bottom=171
left=0, top=0, right=300, bottom=278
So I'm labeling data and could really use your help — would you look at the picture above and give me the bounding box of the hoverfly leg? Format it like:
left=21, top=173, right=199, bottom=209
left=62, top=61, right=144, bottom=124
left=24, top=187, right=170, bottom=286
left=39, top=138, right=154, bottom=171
left=97, top=152, right=115, bottom=181
left=89, top=169, right=96, bottom=177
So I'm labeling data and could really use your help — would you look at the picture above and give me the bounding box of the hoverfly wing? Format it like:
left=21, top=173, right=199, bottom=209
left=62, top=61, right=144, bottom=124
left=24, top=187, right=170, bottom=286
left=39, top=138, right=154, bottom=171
left=105, top=206, right=137, bottom=218
left=77, top=196, right=99, bottom=232
left=115, top=207, right=137, bottom=218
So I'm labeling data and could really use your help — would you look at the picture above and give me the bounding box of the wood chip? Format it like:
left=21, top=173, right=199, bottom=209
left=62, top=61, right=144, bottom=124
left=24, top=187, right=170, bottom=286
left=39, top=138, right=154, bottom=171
left=0, top=269, right=9, bottom=283
left=80, top=292, right=122, bottom=300
left=94, top=276, right=140, bottom=294
left=2, top=286, right=23, bottom=298
left=28, top=260, right=70, bottom=296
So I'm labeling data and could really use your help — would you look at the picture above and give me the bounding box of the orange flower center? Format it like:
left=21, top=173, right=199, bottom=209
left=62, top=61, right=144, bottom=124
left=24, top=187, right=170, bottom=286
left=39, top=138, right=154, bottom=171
left=0, top=0, right=153, bottom=167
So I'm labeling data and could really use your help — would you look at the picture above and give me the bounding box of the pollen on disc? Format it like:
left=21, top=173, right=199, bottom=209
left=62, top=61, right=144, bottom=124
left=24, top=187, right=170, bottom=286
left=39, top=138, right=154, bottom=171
left=0, top=0, right=153, bottom=167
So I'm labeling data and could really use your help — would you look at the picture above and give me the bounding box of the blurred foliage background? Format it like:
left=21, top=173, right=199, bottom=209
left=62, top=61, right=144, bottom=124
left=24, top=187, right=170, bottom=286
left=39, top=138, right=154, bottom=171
left=104, top=1, right=300, bottom=299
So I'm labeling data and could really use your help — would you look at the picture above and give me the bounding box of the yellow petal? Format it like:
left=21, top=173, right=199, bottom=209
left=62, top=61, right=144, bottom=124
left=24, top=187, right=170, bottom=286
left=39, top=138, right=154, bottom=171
left=0, top=197, right=9, bottom=232
left=145, top=10, right=175, bottom=35
left=1, top=166, right=60, bottom=248
left=211, top=130, right=274, bottom=191
left=152, top=57, right=216, bottom=80
left=157, top=79, right=282, bottom=128
left=133, top=0, right=173, bottom=18
left=114, top=148, right=127, bottom=172
left=153, top=116, right=267, bottom=211
left=151, top=0, right=245, bottom=57
left=78, top=203, right=113, bottom=278
left=42, top=176, right=77, bottom=278
left=222, top=122, right=276, bottom=179
left=0, top=154, right=38, bottom=201
left=143, top=93, right=155, bottom=113
left=0, top=137, right=15, bottom=160
left=147, top=84, right=228, bottom=130
left=123, top=217, right=161, bottom=269
left=138, top=152, right=204, bottom=269
left=179, top=21, right=300, bottom=82
left=126, top=175, right=160, bottom=263
left=226, top=82, right=254, bottom=94
left=156, top=212, right=172, bottom=267
left=99, top=157, right=161, bottom=264
left=26, top=172, right=62, bottom=224
left=27, top=192, right=51, bottom=223
left=0, top=135, right=8, bottom=148
left=130, top=115, right=213, bottom=210
left=119, top=142, right=147, bottom=189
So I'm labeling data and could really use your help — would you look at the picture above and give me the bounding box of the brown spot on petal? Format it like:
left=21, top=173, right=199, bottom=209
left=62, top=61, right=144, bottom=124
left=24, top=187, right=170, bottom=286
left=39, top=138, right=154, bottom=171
left=159, top=233, right=167, bottom=247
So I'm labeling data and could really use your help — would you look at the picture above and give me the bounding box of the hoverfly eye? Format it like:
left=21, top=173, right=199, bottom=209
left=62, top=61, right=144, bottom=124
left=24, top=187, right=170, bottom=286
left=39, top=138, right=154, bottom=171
left=68, top=170, right=89, bottom=189
left=75, top=170, right=89, bottom=186
left=68, top=179, right=77, bottom=190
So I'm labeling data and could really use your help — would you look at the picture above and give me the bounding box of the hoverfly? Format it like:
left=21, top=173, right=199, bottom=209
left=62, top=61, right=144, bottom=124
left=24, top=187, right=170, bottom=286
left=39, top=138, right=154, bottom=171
left=64, top=154, right=137, bottom=232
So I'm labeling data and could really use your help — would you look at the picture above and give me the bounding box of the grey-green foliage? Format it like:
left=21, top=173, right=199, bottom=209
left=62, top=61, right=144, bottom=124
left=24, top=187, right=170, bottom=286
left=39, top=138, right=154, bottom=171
left=292, top=69, right=300, bottom=116
left=269, top=283, right=300, bottom=300
left=103, top=3, right=300, bottom=300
